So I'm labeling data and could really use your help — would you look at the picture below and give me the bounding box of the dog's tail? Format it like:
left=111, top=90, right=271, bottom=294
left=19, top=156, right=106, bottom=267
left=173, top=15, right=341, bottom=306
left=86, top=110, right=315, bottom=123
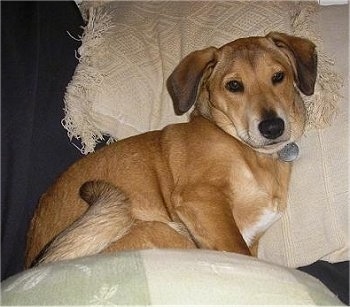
left=35, top=180, right=134, bottom=266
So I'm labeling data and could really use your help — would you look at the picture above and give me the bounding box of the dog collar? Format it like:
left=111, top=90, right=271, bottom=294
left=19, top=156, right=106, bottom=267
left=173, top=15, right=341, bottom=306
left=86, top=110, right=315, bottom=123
left=277, top=142, right=299, bottom=162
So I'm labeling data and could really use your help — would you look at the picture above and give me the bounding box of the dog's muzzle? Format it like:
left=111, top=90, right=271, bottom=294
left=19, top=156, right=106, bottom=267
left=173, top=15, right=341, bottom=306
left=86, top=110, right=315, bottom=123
left=241, top=115, right=291, bottom=154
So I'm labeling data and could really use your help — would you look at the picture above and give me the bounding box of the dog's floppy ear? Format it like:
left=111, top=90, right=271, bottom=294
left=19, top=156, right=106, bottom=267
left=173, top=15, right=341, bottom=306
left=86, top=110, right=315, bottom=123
left=167, top=47, right=217, bottom=115
left=267, top=32, right=317, bottom=96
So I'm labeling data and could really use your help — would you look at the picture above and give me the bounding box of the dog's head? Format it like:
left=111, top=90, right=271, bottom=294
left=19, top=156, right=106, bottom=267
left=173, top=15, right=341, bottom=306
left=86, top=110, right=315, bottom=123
left=167, top=32, right=317, bottom=154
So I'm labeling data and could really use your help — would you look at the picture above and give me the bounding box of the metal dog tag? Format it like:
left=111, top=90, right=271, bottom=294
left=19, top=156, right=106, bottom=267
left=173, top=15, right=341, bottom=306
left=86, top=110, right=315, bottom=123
left=278, top=142, right=299, bottom=162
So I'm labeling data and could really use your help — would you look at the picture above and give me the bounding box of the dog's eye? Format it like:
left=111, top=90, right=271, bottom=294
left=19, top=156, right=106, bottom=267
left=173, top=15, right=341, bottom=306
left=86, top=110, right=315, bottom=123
left=272, top=71, right=284, bottom=84
left=225, top=80, right=244, bottom=93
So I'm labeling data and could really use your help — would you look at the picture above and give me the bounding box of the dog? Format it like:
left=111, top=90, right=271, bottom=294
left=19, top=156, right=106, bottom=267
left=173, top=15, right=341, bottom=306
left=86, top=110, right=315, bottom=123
left=25, top=32, right=317, bottom=267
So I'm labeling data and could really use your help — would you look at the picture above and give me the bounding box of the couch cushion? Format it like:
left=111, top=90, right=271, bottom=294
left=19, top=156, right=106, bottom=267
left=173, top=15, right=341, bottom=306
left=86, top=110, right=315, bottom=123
left=1, top=250, right=344, bottom=305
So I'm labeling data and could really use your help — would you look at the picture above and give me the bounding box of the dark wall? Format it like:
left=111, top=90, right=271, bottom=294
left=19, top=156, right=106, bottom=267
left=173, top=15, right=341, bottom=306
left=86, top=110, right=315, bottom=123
left=1, top=1, right=84, bottom=280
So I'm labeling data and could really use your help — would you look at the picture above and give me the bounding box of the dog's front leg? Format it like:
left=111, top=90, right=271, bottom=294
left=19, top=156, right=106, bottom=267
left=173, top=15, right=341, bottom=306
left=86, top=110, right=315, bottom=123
left=173, top=184, right=250, bottom=255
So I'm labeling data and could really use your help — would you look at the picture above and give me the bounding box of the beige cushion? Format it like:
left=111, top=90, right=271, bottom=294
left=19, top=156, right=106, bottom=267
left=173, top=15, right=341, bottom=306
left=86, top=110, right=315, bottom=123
left=63, top=2, right=348, bottom=267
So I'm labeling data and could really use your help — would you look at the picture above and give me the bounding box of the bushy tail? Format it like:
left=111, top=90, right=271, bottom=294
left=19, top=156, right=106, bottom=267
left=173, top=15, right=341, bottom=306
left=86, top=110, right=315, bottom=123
left=34, top=181, right=134, bottom=266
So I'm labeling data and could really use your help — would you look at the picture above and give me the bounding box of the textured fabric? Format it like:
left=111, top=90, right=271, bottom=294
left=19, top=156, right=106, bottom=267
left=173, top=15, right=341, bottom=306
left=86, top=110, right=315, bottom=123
left=1, top=250, right=344, bottom=305
left=62, top=2, right=348, bottom=268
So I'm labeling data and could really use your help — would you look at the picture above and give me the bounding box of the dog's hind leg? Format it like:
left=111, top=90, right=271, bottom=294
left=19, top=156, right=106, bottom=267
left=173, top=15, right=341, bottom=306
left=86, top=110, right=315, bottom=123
left=33, top=181, right=134, bottom=266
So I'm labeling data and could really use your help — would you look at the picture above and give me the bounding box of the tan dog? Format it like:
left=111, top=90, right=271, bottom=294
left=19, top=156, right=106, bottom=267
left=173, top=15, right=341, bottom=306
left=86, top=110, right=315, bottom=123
left=25, top=32, right=317, bottom=267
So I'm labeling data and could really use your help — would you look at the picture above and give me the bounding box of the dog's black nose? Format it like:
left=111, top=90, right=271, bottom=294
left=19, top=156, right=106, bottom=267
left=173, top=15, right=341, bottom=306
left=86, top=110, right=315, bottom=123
left=258, top=118, right=285, bottom=139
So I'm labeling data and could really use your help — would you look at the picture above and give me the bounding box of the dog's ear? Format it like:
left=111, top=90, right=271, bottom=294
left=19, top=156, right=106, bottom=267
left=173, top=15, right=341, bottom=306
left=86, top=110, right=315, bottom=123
left=266, top=32, right=317, bottom=96
left=167, top=47, right=217, bottom=115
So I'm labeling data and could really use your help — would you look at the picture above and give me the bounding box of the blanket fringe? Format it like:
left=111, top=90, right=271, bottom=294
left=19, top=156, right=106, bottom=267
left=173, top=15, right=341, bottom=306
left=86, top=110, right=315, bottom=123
left=290, top=2, right=343, bottom=129
left=62, top=7, right=115, bottom=154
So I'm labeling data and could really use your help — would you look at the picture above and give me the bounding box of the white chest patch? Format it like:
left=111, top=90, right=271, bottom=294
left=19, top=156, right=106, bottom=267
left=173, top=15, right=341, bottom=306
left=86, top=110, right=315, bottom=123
left=242, top=209, right=282, bottom=247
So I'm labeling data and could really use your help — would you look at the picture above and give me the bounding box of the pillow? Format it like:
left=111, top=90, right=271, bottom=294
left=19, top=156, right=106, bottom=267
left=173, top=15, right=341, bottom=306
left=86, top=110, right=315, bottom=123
left=62, top=2, right=348, bottom=267
left=1, top=250, right=343, bottom=305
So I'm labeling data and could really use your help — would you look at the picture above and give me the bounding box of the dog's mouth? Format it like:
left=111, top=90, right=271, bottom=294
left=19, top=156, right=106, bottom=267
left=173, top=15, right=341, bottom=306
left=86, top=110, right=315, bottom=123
left=257, top=141, right=285, bottom=151
left=238, top=135, right=299, bottom=161
left=245, top=139, right=289, bottom=154
left=237, top=130, right=291, bottom=154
